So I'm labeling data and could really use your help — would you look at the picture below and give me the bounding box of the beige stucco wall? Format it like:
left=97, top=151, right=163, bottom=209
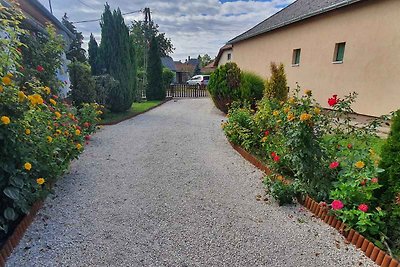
left=217, top=49, right=233, bottom=67
left=232, top=0, right=400, bottom=116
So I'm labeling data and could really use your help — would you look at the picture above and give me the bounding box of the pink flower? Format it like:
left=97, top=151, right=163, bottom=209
left=328, top=95, right=339, bottom=107
left=329, top=161, right=339, bottom=169
left=358, top=204, right=368, bottom=212
left=273, top=155, right=280, bottom=162
left=85, top=135, right=91, bottom=141
left=36, top=65, right=44, bottom=72
left=371, top=177, right=379, bottom=183
left=331, top=200, right=344, bottom=210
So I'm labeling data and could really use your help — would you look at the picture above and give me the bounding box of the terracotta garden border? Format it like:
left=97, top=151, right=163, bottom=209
left=0, top=201, right=43, bottom=266
left=99, top=98, right=172, bottom=126
left=229, top=142, right=399, bottom=267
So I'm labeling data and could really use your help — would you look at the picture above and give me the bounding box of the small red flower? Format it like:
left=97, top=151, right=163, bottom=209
left=371, top=177, right=379, bottom=183
left=76, top=126, right=82, bottom=131
left=52, top=95, right=58, bottom=99
left=85, top=135, right=91, bottom=141
left=331, top=200, right=344, bottom=210
left=329, top=161, right=339, bottom=169
left=271, top=152, right=276, bottom=158
left=360, top=179, right=367, bottom=186
left=358, top=203, right=368, bottom=212
left=264, top=130, right=270, bottom=136
left=328, top=95, right=339, bottom=107
left=83, top=122, right=90, bottom=128
left=36, top=65, right=44, bottom=72
left=273, top=155, right=280, bottom=162
left=347, top=144, right=352, bottom=149
left=319, top=202, right=327, bottom=208
left=16, top=47, right=22, bottom=53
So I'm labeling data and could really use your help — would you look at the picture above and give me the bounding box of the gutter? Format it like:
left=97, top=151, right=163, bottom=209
left=228, top=0, right=365, bottom=44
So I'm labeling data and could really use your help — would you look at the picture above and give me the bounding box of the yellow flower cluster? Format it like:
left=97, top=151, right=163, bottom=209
left=36, top=178, right=45, bottom=185
left=43, top=87, right=51, bottom=94
left=25, top=128, right=31, bottom=135
left=49, top=99, right=57, bottom=105
left=355, top=161, right=365, bottom=169
left=305, top=89, right=312, bottom=96
left=283, top=107, right=291, bottom=114
left=47, top=136, right=53, bottom=143
left=18, top=91, right=27, bottom=102
left=28, top=94, right=44, bottom=105
left=2, top=76, right=11, bottom=86
left=314, top=107, right=321, bottom=115
left=299, top=113, right=312, bottom=121
left=75, top=129, right=81, bottom=135
left=287, top=113, right=295, bottom=121
left=76, top=143, right=82, bottom=150
left=55, top=111, right=61, bottom=119
left=1, top=116, right=10, bottom=125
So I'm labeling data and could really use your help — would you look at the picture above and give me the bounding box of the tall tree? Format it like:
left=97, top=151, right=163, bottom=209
left=146, top=36, right=164, bottom=100
left=88, top=33, right=99, bottom=75
left=99, top=4, right=136, bottom=112
left=62, top=13, right=86, bottom=62
left=200, top=54, right=213, bottom=67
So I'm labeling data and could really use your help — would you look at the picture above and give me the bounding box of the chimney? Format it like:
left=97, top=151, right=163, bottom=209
left=188, top=56, right=191, bottom=61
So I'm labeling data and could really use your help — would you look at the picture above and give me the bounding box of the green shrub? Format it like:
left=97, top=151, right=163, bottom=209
left=208, top=62, right=241, bottom=113
left=146, top=36, right=164, bottom=100
left=162, top=68, right=174, bottom=91
left=68, top=61, right=96, bottom=106
left=240, top=71, right=264, bottom=105
left=264, top=62, right=288, bottom=101
left=94, top=74, right=119, bottom=107
left=264, top=175, right=305, bottom=205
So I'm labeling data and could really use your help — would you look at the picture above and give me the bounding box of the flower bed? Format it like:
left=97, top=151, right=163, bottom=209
left=222, top=85, right=399, bottom=260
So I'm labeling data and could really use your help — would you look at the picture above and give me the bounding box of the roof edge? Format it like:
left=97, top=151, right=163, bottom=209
left=228, top=0, right=364, bottom=44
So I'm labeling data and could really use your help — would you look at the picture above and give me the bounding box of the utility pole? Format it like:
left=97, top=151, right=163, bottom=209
left=48, top=0, right=53, bottom=14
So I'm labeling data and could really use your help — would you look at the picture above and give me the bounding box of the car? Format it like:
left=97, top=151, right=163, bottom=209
left=186, top=75, right=210, bottom=86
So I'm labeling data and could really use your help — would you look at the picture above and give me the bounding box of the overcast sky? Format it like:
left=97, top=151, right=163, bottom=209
left=38, top=0, right=294, bottom=61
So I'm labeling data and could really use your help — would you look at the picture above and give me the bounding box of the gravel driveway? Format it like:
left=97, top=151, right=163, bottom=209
left=7, top=98, right=376, bottom=267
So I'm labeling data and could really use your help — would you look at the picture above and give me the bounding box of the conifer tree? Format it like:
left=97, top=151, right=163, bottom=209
left=146, top=36, right=164, bottom=100
left=98, top=4, right=136, bottom=112
left=88, top=33, right=99, bottom=75
left=62, top=13, right=86, bottom=62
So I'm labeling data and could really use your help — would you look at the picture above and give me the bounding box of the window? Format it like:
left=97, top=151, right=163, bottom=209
left=333, top=42, right=346, bottom=63
left=292, top=49, right=301, bottom=66
left=227, top=53, right=231, bottom=61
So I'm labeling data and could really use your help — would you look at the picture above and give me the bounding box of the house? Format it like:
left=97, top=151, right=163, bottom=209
left=227, top=0, right=400, bottom=117
left=201, top=61, right=216, bottom=74
left=214, top=44, right=233, bottom=67
left=174, top=61, right=195, bottom=84
left=1, top=0, right=74, bottom=97
left=161, top=56, right=177, bottom=83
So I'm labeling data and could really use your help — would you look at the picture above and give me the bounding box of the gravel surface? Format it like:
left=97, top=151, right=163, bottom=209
left=7, top=98, right=376, bottom=267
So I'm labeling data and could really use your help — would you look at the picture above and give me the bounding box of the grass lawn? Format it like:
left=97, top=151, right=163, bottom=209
left=100, top=100, right=162, bottom=125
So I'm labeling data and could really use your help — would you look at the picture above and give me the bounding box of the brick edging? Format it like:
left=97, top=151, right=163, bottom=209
left=99, top=98, right=172, bottom=126
left=229, top=142, right=399, bottom=267
left=0, top=201, right=44, bottom=267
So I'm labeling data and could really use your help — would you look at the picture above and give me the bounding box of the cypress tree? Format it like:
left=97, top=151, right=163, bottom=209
left=146, top=36, right=164, bottom=100
left=88, top=33, right=99, bottom=75
left=99, top=4, right=136, bottom=112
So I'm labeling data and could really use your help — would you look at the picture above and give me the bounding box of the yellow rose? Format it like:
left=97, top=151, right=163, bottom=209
left=18, top=91, right=26, bottom=102
left=288, top=97, right=295, bottom=104
left=355, top=161, right=365, bottom=169
left=76, top=143, right=82, bottom=150
left=287, top=113, right=295, bottom=121
left=43, top=86, right=51, bottom=94
left=25, top=128, right=31, bottom=135
left=300, top=113, right=312, bottom=121
left=36, top=178, right=45, bottom=185
left=273, top=110, right=279, bottom=116
left=75, top=129, right=81, bottom=135
left=1, top=116, right=10, bottom=125
left=283, top=107, right=290, bottom=114
left=2, top=76, right=11, bottom=85
left=314, top=107, right=321, bottom=115
left=47, top=136, right=53, bottom=143
left=24, top=162, right=32, bottom=171
left=49, top=99, right=57, bottom=105
left=55, top=111, right=61, bottom=119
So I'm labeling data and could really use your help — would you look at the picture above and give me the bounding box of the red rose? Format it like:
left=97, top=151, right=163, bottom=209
left=271, top=152, right=276, bottom=158
left=329, top=161, right=339, bottom=169
left=360, top=179, right=367, bottom=186
left=371, top=177, right=379, bottom=183
left=83, top=122, right=90, bottom=128
left=331, top=200, right=344, bottom=210
left=328, top=95, right=339, bottom=107
left=85, top=135, right=91, bottom=141
left=36, top=65, right=44, bottom=72
left=358, top=203, right=368, bottom=212
left=264, top=130, right=270, bottom=136
left=347, top=144, right=352, bottom=149
left=76, top=126, right=81, bottom=131
left=273, top=155, right=280, bottom=162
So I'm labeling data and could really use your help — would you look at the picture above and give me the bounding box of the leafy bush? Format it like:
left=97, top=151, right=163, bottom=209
left=208, top=62, right=241, bottom=113
left=0, top=4, right=100, bottom=240
left=240, top=71, right=264, bottom=105
left=68, top=61, right=96, bottom=106
left=94, top=74, right=119, bottom=107
left=264, top=175, right=305, bottom=205
left=162, top=67, right=174, bottom=90
left=264, top=62, right=288, bottom=101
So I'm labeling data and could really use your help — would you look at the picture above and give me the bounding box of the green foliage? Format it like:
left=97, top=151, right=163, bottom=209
left=19, top=25, right=65, bottom=93
left=146, top=36, right=164, bottom=100
left=88, top=33, right=100, bottom=75
left=264, top=62, right=288, bottom=101
left=94, top=74, right=119, bottom=107
left=162, top=68, right=174, bottom=90
left=199, top=54, right=213, bottom=68
left=208, top=62, right=242, bottom=113
left=264, top=176, right=305, bottom=205
left=62, top=13, right=86, bottom=62
left=99, top=4, right=136, bottom=112
left=240, top=72, right=264, bottom=104
left=68, top=61, right=96, bottom=106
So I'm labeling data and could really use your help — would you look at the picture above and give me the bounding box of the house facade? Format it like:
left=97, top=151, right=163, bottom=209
left=214, top=44, right=233, bottom=67
left=228, top=0, right=400, bottom=117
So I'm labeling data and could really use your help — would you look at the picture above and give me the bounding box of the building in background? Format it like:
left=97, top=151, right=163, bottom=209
left=214, top=44, right=233, bottom=68
left=227, top=0, right=400, bottom=116
left=1, top=0, right=74, bottom=97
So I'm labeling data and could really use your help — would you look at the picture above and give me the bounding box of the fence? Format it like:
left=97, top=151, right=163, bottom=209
left=166, top=84, right=208, bottom=98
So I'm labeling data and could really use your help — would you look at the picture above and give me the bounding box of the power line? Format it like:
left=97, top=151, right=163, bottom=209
left=72, top=10, right=143, bottom=24
left=76, top=0, right=96, bottom=10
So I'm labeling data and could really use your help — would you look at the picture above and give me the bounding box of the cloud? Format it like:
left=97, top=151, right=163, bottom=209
left=39, top=0, right=294, bottom=61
